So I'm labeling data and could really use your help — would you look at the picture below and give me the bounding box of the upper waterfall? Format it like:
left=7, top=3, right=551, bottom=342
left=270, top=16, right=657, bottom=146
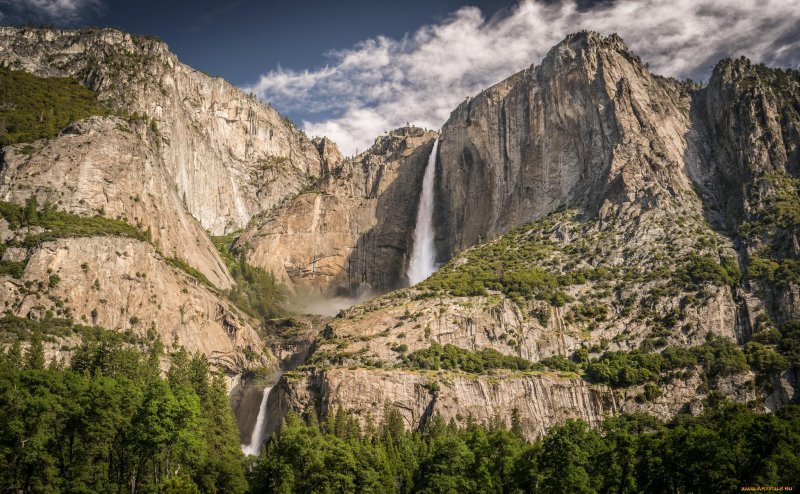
left=407, top=139, right=439, bottom=285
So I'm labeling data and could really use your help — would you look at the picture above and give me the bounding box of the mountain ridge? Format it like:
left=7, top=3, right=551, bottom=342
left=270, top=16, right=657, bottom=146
left=0, top=26, right=797, bottom=442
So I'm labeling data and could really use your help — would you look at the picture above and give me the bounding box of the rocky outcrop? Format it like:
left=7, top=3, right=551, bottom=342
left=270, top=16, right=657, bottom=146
left=276, top=368, right=617, bottom=440
left=689, top=58, right=800, bottom=327
left=0, top=236, right=266, bottom=371
left=0, top=26, right=326, bottom=234
left=238, top=128, right=438, bottom=296
left=0, top=117, right=233, bottom=288
left=436, top=32, right=694, bottom=256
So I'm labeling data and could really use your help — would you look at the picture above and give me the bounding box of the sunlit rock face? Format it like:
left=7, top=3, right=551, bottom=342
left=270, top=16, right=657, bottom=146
left=265, top=32, right=800, bottom=437
left=436, top=32, right=696, bottom=255
left=238, top=127, right=439, bottom=297
left=1, top=25, right=798, bottom=439
left=0, top=26, right=326, bottom=235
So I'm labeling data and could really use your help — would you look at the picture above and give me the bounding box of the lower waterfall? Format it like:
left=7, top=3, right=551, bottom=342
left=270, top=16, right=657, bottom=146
left=241, top=384, right=273, bottom=456
left=407, top=139, right=439, bottom=285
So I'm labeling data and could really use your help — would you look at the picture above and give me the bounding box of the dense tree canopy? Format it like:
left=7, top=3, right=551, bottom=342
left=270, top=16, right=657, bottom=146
left=0, top=330, right=247, bottom=493
left=248, top=402, right=800, bottom=494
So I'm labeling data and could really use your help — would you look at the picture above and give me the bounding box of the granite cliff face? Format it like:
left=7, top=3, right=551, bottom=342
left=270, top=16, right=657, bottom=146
left=1, top=236, right=264, bottom=370
left=0, top=26, right=326, bottom=235
left=1, top=27, right=798, bottom=440
left=238, top=128, right=438, bottom=297
left=435, top=32, right=693, bottom=256
left=0, top=117, right=233, bottom=288
left=264, top=32, right=799, bottom=437
left=0, top=27, right=306, bottom=371
left=274, top=368, right=618, bottom=440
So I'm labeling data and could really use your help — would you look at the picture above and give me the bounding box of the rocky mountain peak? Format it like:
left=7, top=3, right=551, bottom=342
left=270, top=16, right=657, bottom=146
left=312, top=136, right=344, bottom=173
left=366, top=126, right=436, bottom=160
left=539, top=31, right=644, bottom=79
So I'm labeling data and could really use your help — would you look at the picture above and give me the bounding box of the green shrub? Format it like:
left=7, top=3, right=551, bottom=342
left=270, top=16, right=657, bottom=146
left=750, top=257, right=800, bottom=287
left=585, top=350, right=664, bottom=387
left=751, top=327, right=782, bottom=345
left=402, top=343, right=541, bottom=374
left=675, top=254, right=737, bottom=289
left=778, top=321, right=800, bottom=367
left=693, top=335, right=749, bottom=378
left=47, top=274, right=60, bottom=288
left=0, top=260, right=26, bottom=279
left=539, top=354, right=581, bottom=373
left=745, top=342, right=790, bottom=375
left=166, top=257, right=213, bottom=288
left=643, top=383, right=662, bottom=401
left=0, top=66, right=112, bottom=146
left=661, top=346, right=698, bottom=370
left=572, top=303, right=608, bottom=322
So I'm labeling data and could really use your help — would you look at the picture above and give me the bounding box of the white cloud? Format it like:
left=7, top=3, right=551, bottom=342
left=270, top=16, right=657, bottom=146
left=0, top=0, right=104, bottom=25
left=246, top=0, right=800, bottom=156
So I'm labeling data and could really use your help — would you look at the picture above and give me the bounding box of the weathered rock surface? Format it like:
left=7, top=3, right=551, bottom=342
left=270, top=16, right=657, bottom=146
left=436, top=32, right=694, bottom=256
left=0, top=26, right=327, bottom=234
left=0, top=236, right=265, bottom=371
left=0, top=117, right=233, bottom=288
left=268, top=368, right=615, bottom=440
left=265, top=32, right=799, bottom=436
left=238, top=128, right=438, bottom=296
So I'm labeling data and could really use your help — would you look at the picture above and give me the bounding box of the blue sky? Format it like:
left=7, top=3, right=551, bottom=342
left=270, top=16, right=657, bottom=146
left=1, top=0, right=798, bottom=154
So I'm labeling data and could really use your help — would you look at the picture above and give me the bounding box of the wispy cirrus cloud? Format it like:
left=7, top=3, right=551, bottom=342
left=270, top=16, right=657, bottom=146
left=0, top=0, right=104, bottom=25
left=245, top=0, right=800, bottom=155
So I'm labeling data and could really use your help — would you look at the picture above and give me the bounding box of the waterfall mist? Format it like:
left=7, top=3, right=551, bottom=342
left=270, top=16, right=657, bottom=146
left=292, top=288, right=375, bottom=317
left=407, top=139, right=439, bottom=285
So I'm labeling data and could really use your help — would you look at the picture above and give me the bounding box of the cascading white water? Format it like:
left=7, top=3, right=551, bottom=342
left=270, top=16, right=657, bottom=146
left=241, top=385, right=273, bottom=456
left=407, top=139, right=439, bottom=285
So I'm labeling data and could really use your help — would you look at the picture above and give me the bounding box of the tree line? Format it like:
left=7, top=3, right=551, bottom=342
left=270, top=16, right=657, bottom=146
left=250, top=401, right=800, bottom=493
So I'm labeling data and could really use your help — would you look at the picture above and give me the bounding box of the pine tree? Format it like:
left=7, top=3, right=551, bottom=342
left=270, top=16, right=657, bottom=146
left=25, top=333, right=45, bottom=370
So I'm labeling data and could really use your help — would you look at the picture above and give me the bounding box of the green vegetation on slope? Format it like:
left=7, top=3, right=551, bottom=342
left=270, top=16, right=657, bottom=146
left=249, top=401, right=800, bottom=493
left=403, top=342, right=538, bottom=373
left=0, top=329, right=247, bottom=493
left=418, top=211, right=737, bottom=309
left=0, top=66, right=112, bottom=147
left=401, top=342, right=580, bottom=375
left=165, top=256, right=213, bottom=288
left=418, top=220, right=579, bottom=304
left=0, top=314, right=142, bottom=344
left=398, top=334, right=751, bottom=389
left=228, top=258, right=285, bottom=322
left=739, top=171, right=800, bottom=291
left=212, top=234, right=286, bottom=326
left=0, top=198, right=149, bottom=279
left=585, top=335, right=748, bottom=387
left=0, top=197, right=147, bottom=246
